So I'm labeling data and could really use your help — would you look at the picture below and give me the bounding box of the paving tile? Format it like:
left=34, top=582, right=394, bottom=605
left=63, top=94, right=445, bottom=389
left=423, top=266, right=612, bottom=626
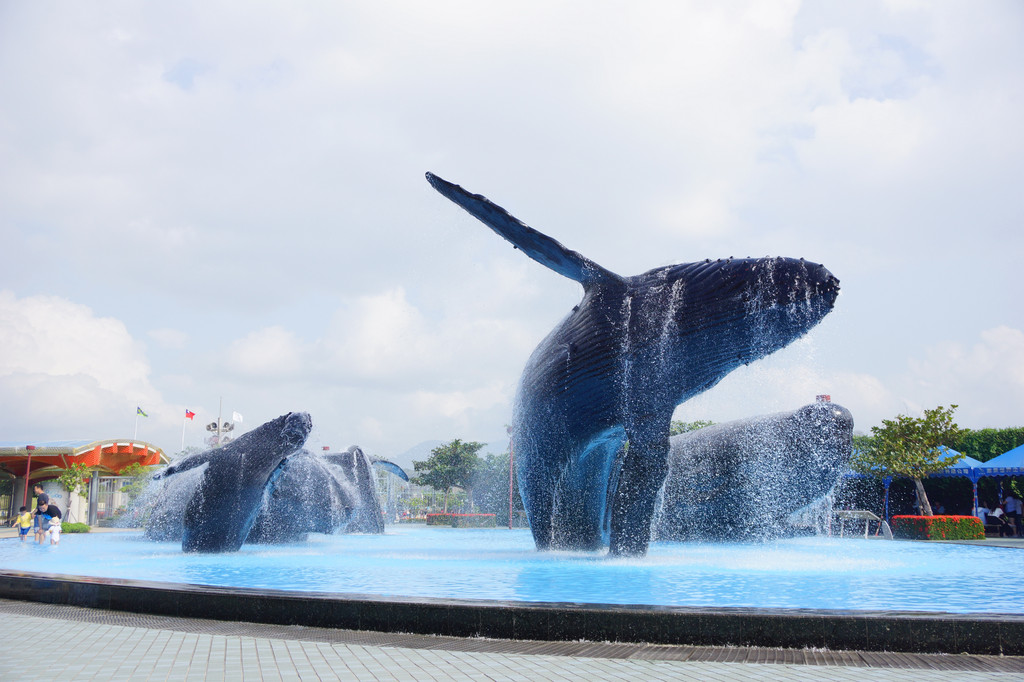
left=2, top=598, right=1024, bottom=681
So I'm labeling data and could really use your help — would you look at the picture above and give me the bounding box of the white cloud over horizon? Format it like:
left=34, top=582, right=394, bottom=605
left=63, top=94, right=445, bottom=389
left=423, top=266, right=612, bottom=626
left=1, top=1, right=1022, bottom=457
left=4, top=286, right=1021, bottom=455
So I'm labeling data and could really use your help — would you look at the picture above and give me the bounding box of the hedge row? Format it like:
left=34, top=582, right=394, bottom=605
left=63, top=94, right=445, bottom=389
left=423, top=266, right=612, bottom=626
left=890, top=515, right=984, bottom=540
left=425, top=513, right=497, bottom=528
left=62, top=522, right=91, bottom=533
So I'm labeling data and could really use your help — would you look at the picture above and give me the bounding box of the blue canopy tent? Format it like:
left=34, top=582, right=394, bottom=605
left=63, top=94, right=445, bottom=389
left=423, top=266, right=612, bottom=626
left=964, top=444, right=1024, bottom=513
left=974, top=443, right=1024, bottom=475
left=929, top=450, right=987, bottom=515
left=924, top=444, right=1024, bottom=515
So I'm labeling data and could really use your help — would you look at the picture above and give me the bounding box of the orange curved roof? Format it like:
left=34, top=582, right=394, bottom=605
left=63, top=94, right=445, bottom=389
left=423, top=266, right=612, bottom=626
left=0, top=440, right=168, bottom=478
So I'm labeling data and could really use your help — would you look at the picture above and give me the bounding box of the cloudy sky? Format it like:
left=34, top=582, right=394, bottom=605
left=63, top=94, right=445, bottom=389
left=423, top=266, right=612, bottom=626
left=1, top=1, right=1021, bottom=461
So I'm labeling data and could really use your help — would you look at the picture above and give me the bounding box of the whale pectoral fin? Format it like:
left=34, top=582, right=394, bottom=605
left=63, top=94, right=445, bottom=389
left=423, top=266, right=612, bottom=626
left=371, top=458, right=409, bottom=482
left=609, top=433, right=671, bottom=557
left=154, top=450, right=215, bottom=480
left=426, top=172, right=622, bottom=288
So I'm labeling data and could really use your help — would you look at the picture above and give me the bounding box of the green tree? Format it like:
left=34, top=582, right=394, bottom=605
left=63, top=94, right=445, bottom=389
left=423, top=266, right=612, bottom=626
left=850, top=405, right=965, bottom=516
left=56, top=463, right=90, bottom=522
left=669, top=420, right=715, bottom=436
left=412, top=439, right=485, bottom=513
left=118, top=462, right=158, bottom=505
left=852, top=433, right=875, bottom=455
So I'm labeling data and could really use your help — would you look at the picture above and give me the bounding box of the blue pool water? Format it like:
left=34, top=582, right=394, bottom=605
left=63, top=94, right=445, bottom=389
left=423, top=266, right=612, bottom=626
left=2, top=525, right=1020, bottom=614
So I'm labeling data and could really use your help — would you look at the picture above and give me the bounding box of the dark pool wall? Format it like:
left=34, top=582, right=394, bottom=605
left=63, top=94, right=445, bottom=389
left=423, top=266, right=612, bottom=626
left=1, top=569, right=1022, bottom=655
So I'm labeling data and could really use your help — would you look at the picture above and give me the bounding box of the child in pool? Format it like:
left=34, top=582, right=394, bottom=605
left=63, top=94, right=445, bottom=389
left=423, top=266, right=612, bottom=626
left=46, top=515, right=62, bottom=545
left=9, top=506, right=32, bottom=541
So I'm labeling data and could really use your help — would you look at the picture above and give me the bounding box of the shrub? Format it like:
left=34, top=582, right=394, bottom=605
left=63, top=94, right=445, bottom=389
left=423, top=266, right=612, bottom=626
left=425, top=513, right=497, bottom=528
left=890, top=515, right=984, bottom=540
left=61, top=522, right=91, bottom=534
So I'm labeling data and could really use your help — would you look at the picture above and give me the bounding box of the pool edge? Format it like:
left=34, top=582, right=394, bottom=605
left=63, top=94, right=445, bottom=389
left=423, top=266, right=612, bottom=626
left=1, top=569, right=1021, bottom=655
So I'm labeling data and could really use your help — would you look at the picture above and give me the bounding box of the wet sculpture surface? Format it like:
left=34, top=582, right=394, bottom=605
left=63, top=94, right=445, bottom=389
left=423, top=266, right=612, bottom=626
left=427, top=172, right=840, bottom=556
left=247, top=445, right=402, bottom=543
left=654, top=400, right=854, bottom=542
left=144, top=413, right=406, bottom=552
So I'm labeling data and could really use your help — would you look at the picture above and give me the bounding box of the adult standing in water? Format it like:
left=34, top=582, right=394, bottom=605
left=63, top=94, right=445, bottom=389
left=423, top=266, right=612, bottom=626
left=34, top=502, right=61, bottom=544
left=30, top=484, right=48, bottom=534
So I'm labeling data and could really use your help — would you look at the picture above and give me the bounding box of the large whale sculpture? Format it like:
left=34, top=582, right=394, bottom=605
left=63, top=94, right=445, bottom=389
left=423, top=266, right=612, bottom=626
left=427, top=172, right=840, bottom=556
left=653, top=400, right=854, bottom=542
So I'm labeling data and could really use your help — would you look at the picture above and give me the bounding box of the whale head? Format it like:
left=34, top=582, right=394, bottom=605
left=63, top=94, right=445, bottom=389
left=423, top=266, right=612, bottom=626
left=628, top=255, right=840, bottom=404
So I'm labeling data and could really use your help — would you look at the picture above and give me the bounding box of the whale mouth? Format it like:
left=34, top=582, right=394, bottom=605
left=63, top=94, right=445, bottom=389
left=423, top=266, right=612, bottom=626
left=758, top=257, right=840, bottom=309
left=281, top=412, right=313, bottom=448
left=812, top=270, right=840, bottom=309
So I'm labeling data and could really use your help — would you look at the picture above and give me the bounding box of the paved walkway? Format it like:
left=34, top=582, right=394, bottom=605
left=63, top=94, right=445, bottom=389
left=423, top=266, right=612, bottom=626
left=1, top=599, right=1021, bottom=681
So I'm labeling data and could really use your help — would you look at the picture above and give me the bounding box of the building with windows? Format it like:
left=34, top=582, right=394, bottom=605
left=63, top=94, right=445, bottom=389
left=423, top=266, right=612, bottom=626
left=0, top=440, right=168, bottom=524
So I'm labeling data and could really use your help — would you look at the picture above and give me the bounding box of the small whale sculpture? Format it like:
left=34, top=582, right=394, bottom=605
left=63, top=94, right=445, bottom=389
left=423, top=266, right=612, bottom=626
left=176, top=412, right=311, bottom=553
left=427, top=173, right=839, bottom=556
left=654, top=401, right=854, bottom=542
left=247, top=446, right=409, bottom=543
left=144, top=413, right=407, bottom=552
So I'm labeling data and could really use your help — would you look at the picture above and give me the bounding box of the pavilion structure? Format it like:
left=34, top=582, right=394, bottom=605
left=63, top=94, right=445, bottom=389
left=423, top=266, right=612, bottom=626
left=0, top=440, right=168, bottom=523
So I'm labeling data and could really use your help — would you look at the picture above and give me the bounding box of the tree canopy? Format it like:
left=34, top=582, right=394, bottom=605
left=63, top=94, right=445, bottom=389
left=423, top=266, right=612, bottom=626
left=56, top=462, right=89, bottom=500
left=56, top=462, right=90, bottom=522
left=118, top=462, right=157, bottom=504
left=850, top=405, right=964, bottom=515
left=412, top=439, right=485, bottom=512
left=949, top=427, right=1024, bottom=462
left=855, top=425, right=1024, bottom=463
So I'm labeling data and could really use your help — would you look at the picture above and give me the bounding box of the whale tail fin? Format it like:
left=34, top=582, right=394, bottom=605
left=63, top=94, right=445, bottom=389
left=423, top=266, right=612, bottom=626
left=427, top=173, right=622, bottom=288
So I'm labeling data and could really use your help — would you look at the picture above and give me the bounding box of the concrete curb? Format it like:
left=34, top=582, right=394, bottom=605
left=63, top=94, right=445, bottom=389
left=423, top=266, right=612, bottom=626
left=1, top=568, right=1021, bottom=656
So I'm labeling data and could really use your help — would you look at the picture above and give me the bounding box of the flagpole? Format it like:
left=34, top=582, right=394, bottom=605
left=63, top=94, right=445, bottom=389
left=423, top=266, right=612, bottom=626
left=134, top=411, right=139, bottom=440
left=181, top=418, right=187, bottom=452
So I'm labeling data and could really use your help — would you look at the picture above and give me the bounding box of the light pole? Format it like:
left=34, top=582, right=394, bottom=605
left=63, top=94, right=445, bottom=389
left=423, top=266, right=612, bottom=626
left=205, top=420, right=235, bottom=447
left=22, top=445, right=35, bottom=507
left=506, top=426, right=514, bottom=530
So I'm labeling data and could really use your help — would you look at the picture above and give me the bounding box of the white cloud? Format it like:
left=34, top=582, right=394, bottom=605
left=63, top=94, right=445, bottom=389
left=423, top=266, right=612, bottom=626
left=225, top=326, right=306, bottom=378
left=323, top=288, right=438, bottom=378
left=148, top=327, right=189, bottom=350
left=410, top=382, right=512, bottom=421
left=0, top=291, right=168, bottom=440
left=318, top=287, right=536, bottom=387
left=798, top=97, right=933, bottom=185
left=0, top=291, right=150, bottom=396
left=675, top=326, right=1024, bottom=435
left=904, top=326, right=1024, bottom=427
